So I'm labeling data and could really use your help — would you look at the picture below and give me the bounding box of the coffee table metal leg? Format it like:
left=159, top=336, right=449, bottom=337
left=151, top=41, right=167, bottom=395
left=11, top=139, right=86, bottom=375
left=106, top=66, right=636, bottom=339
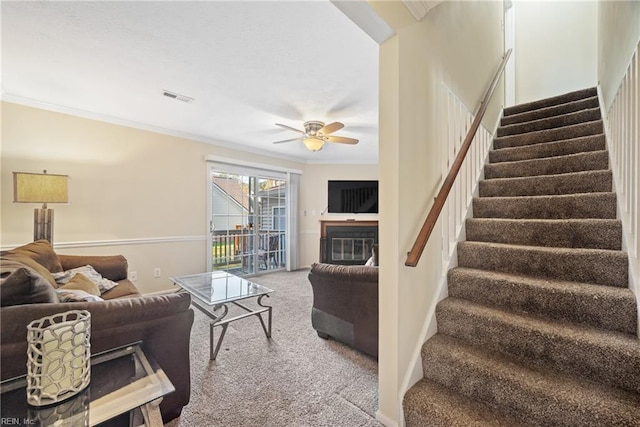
left=257, top=294, right=272, bottom=338
left=208, top=303, right=229, bottom=361
left=211, top=323, right=229, bottom=360
left=174, top=275, right=274, bottom=361
left=191, top=293, right=272, bottom=360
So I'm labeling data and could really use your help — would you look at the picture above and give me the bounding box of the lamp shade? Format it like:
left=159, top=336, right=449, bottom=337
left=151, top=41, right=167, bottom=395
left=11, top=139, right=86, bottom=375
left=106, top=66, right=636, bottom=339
left=13, top=172, right=69, bottom=204
left=303, top=137, right=325, bottom=152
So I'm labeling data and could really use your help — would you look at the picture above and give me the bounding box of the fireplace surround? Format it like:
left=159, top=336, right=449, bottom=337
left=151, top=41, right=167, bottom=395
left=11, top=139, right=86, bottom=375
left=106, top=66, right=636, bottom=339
left=319, top=220, right=378, bottom=265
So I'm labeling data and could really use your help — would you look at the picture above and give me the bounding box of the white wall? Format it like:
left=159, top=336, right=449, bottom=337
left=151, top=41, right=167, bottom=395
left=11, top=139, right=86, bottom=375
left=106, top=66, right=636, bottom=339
left=597, top=0, right=640, bottom=110
left=373, top=1, right=504, bottom=424
left=514, top=0, right=597, bottom=103
left=1, top=101, right=306, bottom=294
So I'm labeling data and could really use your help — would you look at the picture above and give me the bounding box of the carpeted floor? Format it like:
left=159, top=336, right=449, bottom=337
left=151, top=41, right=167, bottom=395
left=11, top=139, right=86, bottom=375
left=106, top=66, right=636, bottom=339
left=165, top=268, right=381, bottom=427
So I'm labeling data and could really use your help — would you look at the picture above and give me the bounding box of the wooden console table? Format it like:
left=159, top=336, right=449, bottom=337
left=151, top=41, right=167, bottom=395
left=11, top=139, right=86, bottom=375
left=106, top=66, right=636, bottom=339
left=320, top=220, right=378, bottom=265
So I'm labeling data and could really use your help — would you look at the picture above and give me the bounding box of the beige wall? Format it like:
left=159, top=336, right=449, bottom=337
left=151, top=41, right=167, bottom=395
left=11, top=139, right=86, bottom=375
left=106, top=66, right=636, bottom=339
left=598, top=0, right=640, bottom=110
left=299, top=163, right=378, bottom=268
left=514, top=0, right=597, bottom=103
left=374, top=1, right=504, bottom=424
left=1, top=101, right=308, bottom=294
left=378, top=31, right=401, bottom=427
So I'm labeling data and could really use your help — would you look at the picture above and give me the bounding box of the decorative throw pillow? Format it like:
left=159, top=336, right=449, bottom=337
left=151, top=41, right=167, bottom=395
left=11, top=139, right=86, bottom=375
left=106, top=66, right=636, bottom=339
left=53, top=265, right=119, bottom=294
left=0, top=254, right=58, bottom=289
left=58, top=273, right=101, bottom=296
left=0, top=240, right=63, bottom=273
left=56, top=289, right=104, bottom=303
left=0, top=261, right=58, bottom=306
left=365, top=244, right=379, bottom=267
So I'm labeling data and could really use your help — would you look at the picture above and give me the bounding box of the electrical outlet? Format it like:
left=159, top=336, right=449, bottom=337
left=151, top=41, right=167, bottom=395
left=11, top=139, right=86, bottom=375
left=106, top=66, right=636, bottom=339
left=129, top=271, right=138, bottom=282
left=153, top=268, right=161, bottom=278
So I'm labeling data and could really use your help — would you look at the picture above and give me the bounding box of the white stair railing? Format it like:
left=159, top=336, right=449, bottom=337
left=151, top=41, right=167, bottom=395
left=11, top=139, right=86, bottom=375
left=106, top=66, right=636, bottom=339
left=439, top=84, right=493, bottom=269
left=406, top=50, right=510, bottom=267
left=606, top=40, right=639, bottom=299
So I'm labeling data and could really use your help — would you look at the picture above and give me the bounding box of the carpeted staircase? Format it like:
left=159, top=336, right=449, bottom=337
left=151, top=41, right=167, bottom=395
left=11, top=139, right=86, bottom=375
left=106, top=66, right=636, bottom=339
left=403, top=87, right=640, bottom=426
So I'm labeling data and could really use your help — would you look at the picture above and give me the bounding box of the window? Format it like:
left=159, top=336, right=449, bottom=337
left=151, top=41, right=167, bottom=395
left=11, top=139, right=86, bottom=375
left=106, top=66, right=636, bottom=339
left=207, top=160, right=299, bottom=275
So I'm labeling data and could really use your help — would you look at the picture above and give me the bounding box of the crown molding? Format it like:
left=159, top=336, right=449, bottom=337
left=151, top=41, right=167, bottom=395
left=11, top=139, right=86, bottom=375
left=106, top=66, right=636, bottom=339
left=0, top=93, right=308, bottom=165
left=331, top=0, right=395, bottom=44
left=402, top=0, right=443, bottom=22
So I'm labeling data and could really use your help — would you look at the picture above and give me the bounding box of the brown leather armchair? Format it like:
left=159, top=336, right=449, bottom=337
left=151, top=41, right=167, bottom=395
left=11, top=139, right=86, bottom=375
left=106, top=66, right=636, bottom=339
left=308, top=263, right=378, bottom=358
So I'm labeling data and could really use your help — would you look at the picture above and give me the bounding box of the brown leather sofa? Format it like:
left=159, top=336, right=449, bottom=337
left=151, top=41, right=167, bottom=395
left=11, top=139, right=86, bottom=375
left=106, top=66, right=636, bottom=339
left=0, top=240, right=194, bottom=422
left=308, top=263, right=378, bottom=358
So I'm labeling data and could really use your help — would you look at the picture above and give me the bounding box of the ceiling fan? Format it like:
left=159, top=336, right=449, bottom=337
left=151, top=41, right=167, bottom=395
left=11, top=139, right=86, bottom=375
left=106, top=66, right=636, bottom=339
left=273, top=121, right=359, bottom=152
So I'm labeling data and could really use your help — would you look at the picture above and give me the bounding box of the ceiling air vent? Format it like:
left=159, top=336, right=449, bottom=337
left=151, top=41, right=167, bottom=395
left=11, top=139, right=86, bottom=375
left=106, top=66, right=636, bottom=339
left=162, top=90, right=194, bottom=104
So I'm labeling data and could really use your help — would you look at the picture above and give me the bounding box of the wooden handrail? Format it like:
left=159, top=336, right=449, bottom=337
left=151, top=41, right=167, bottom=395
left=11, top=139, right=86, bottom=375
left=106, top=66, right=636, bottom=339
left=405, top=49, right=512, bottom=267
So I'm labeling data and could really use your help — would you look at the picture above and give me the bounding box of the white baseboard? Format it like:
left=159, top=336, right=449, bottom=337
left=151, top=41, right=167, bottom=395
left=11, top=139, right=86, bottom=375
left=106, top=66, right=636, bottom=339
left=376, top=409, right=400, bottom=427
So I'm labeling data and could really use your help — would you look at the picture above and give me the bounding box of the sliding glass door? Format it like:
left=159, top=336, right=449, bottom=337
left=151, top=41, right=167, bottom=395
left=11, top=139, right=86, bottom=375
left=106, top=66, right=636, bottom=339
left=209, top=168, right=287, bottom=276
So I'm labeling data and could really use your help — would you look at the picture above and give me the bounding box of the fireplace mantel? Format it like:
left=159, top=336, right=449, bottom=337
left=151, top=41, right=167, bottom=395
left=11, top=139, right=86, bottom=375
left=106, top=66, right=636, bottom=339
left=320, top=220, right=378, bottom=265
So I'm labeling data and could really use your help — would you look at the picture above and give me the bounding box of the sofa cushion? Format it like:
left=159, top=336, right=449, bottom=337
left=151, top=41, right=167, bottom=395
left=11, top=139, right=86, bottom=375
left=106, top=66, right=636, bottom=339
left=58, top=273, right=101, bottom=296
left=0, top=261, right=58, bottom=306
left=1, top=240, right=63, bottom=273
left=308, top=262, right=379, bottom=281
left=56, top=289, right=104, bottom=303
left=53, top=265, right=119, bottom=294
left=100, top=280, right=140, bottom=300
left=57, top=255, right=128, bottom=282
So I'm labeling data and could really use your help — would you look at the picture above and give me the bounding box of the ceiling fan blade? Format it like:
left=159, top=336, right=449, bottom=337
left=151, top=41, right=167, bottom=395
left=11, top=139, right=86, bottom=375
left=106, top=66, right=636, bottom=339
left=326, top=135, right=359, bottom=145
left=319, top=122, right=344, bottom=135
left=275, top=123, right=305, bottom=134
left=272, top=137, right=304, bottom=144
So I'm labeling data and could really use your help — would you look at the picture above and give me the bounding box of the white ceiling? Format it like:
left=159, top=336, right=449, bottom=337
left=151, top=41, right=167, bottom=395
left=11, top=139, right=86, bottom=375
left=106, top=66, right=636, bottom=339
left=1, top=1, right=381, bottom=164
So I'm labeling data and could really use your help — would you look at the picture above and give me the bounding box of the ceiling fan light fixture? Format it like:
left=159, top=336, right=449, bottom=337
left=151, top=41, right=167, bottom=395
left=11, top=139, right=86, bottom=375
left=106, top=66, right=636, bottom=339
left=274, top=120, right=357, bottom=151
left=303, top=136, right=324, bottom=152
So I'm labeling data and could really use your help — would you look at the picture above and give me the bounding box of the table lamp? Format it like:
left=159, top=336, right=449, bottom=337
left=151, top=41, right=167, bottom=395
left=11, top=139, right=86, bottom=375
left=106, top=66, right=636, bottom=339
left=13, top=170, right=69, bottom=244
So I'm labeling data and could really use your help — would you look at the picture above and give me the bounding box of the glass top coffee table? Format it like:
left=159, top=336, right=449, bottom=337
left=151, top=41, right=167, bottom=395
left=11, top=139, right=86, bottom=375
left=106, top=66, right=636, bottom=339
left=171, top=271, right=273, bottom=360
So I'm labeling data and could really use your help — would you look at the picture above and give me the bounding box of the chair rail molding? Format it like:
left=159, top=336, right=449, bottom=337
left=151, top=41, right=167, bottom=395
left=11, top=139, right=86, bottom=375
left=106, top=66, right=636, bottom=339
left=1, top=235, right=208, bottom=251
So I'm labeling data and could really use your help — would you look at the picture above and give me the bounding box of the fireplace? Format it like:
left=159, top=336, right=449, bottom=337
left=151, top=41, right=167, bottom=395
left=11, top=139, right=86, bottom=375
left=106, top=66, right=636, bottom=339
left=320, top=220, right=378, bottom=265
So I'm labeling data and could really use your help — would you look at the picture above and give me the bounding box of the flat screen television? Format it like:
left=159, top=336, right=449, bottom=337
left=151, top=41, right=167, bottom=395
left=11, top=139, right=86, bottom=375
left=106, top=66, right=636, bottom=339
left=327, top=180, right=379, bottom=214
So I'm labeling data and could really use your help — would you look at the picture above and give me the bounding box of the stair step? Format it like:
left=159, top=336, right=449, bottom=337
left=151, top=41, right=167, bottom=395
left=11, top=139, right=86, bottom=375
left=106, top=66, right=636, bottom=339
left=490, top=133, right=606, bottom=163
left=404, top=378, right=519, bottom=427
left=420, top=334, right=639, bottom=426
left=448, top=267, right=637, bottom=334
left=494, top=120, right=603, bottom=150
left=405, top=88, right=640, bottom=427
left=473, top=192, right=617, bottom=220
left=485, top=150, right=609, bottom=179
left=436, top=297, right=640, bottom=392
left=497, top=107, right=601, bottom=137
left=504, top=87, right=597, bottom=116
left=465, top=218, right=622, bottom=250
left=479, top=170, right=612, bottom=197
left=457, top=241, right=628, bottom=287
left=501, top=96, right=599, bottom=126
